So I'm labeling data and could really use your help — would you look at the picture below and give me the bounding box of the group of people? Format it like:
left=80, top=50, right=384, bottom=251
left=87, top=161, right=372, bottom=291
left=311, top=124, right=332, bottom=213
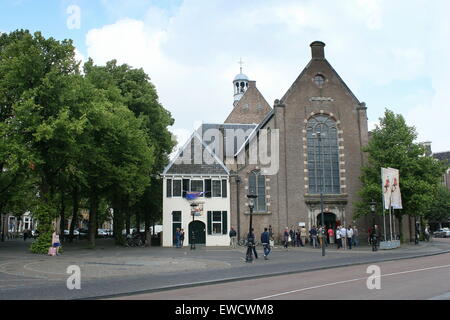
left=243, top=227, right=272, bottom=260
left=280, top=225, right=360, bottom=250
left=174, top=228, right=185, bottom=248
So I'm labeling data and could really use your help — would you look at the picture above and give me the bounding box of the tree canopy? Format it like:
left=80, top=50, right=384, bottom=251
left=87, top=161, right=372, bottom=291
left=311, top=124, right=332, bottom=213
left=0, top=30, right=174, bottom=251
left=355, top=109, right=446, bottom=239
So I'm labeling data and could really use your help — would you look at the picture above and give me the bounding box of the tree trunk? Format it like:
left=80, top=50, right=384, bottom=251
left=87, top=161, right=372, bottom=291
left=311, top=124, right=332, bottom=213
left=69, top=186, right=79, bottom=242
left=88, top=191, right=99, bottom=247
left=112, top=197, right=125, bottom=245
left=397, top=214, right=403, bottom=243
left=59, top=193, right=66, bottom=240
left=126, top=206, right=131, bottom=236
left=136, top=211, right=141, bottom=234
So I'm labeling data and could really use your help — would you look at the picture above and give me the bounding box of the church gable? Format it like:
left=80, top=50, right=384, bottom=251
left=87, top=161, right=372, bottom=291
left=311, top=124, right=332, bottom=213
left=281, top=41, right=362, bottom=108
left=163, top=132, right=229, bottom=176
left=225, top=81, right=272, bottom=124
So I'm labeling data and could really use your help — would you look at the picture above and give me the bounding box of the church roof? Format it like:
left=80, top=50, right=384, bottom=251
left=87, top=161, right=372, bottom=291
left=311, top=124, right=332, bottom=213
left=225, top=80, right=272, bottom=124
left=162, top=131, right=230, bottom=176
left=433, top=151, right=450, bottom=165
left=234, top=73, right=249, bottom=81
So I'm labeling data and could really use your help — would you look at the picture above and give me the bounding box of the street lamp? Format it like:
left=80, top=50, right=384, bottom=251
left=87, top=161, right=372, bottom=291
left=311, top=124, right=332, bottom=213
left=370, top=199, right=377, bottom=251
left=190, top=202, right=198, bottom=250
left=370, top=199, right=376, bottom=227
left=246, top=193, right=257, bottom=263
left=312, top=131, right=326, bottom=257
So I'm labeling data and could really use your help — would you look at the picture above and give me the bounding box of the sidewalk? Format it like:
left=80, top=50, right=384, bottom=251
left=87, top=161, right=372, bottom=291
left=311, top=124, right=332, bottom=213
left=1, top=237, right=449, bottom=299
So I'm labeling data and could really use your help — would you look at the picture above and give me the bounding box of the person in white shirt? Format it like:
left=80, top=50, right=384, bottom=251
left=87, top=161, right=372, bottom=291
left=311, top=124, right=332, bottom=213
left=336, top=226, right=342, bottom=249
left=347, top=226, right=354, bottom=250
left=340, top=226, right=347, bottom=249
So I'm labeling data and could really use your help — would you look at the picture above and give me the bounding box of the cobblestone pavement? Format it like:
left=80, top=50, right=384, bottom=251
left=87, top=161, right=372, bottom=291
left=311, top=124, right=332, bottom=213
left=0, top=237, right=449, bottom=299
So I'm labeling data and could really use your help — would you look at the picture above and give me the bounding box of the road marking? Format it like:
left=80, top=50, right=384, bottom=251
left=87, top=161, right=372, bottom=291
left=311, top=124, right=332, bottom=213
left=429, top=292, right=450, bottom=300
left=254, top=263, right=450, bottom=300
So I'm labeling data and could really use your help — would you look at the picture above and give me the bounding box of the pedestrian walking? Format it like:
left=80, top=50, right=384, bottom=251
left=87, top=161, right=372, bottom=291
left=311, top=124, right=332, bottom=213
left=310, top=226, right=318, bottom=248
left=23, top=229, right=29, bottom=241
left=229, top=227, right=237, bottom=248
left=261, top=228, right=271, bottom=260
left=180, top=228, right=185, bottom=247
left=371, top=225, right=380, bottom=251
left=347, top=225, right=353, bottom=250
left=247, top=228, right=258, bottom=259
left=283, top=227, right=290, bottom=250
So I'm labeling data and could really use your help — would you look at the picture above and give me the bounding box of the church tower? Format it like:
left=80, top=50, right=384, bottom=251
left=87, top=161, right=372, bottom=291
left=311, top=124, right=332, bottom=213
left=225, top=60, right=272, bottom=124
left=233, top=59, right=249, bottom=105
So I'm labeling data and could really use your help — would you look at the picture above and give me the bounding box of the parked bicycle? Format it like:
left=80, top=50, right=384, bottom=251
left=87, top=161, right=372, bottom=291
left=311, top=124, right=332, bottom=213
left=126, top=232, right=144, bottom=247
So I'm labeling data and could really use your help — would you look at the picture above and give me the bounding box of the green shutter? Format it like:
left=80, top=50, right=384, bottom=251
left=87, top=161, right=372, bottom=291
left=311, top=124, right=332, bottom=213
left=166, top=179, right=172, bottom=198
left=222, top=211, right=227, bottom=234
left=207, top=211, right=212, bottom=235
left=182, top=179, right=189, bottom=198
left=205, top=179, right=212, bottom=198
left=222, top=179, right=227, bottom=198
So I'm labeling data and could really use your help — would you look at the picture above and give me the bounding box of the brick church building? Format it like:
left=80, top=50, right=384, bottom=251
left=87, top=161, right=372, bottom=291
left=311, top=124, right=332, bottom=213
left=161, top=41, right=373, bottom=247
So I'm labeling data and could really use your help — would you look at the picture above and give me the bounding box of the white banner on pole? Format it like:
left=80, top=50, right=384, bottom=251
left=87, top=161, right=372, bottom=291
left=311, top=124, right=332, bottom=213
left=381, top=168, right=403, bottom=210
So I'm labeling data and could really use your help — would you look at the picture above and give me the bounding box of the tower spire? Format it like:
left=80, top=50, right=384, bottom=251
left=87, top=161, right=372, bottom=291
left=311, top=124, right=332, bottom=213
left=238, top=57, right=244, bottom=74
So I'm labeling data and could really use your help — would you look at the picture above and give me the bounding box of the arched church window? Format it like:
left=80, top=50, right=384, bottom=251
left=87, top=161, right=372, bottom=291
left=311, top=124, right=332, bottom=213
left=249, top=170, right=266, bottom=212
left=307, top=115, right=340, bottom=194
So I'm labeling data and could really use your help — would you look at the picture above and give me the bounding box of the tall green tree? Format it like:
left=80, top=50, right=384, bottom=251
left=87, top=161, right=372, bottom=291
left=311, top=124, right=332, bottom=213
left=355, top=109, right=445, bottom=241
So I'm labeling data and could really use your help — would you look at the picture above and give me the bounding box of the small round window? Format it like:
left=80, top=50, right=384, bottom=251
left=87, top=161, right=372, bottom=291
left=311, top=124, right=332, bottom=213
left=314, top=74, right=325, bottom=87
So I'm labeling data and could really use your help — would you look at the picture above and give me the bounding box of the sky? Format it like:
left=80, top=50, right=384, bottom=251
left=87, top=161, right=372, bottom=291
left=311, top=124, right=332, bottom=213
left=1, top=0, right=449, bottom=153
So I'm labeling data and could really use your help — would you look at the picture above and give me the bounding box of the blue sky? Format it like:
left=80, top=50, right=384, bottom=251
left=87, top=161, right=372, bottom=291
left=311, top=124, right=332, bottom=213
left=1, top=0, right=449, bottom=153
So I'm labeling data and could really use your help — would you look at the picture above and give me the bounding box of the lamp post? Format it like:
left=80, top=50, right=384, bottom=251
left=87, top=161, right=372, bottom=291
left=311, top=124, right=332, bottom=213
left=246, top=193, right=257, bottom=263
left=370, top=199, right=377, bottom=251
left=313, top=131, right=326, bottom=257
left=190, top=202, right=197, bottom=250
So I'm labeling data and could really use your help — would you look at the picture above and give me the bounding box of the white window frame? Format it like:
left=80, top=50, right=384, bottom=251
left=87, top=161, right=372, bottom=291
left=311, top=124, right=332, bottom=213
left=190, top=179, right=204, bottom=197
left=212, top=180, right=222, bottom=198
left=212, top=211, right=223, bottom=235
left=172, top=179, right=182, bottom=198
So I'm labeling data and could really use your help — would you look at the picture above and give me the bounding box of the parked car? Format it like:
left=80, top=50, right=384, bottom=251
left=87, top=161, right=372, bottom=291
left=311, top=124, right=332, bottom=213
left=64, top=229, right=80, bottom=236
left=433, top=228, right=450, bottom=238
left=77, top=228, right=88, bottom=238
left=97, top=229, right=109, bottom=237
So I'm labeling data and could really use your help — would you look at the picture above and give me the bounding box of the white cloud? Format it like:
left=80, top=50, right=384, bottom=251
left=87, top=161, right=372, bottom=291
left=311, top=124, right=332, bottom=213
left=83, top=0, right=450, bottom=153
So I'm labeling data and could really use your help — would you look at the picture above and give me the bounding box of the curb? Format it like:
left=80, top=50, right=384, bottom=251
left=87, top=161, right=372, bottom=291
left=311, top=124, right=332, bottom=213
left=84, top=247, right=450, bottom=300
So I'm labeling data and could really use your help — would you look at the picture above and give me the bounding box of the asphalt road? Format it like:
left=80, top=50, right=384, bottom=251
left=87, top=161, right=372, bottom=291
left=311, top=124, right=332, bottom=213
left=112, top=252, right=450, bottom=300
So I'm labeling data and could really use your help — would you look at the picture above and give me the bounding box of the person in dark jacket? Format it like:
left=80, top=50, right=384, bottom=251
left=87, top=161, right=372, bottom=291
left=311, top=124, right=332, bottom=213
left=261, top=228, right=271, bottom=260
left=246, top=228, right=258, bottom=259
left=283, top=227, right=290, bottom=250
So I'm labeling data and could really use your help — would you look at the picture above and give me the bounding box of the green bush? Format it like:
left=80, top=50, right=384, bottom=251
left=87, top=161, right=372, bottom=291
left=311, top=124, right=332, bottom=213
left=30, top=231, right=52, bottom=254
